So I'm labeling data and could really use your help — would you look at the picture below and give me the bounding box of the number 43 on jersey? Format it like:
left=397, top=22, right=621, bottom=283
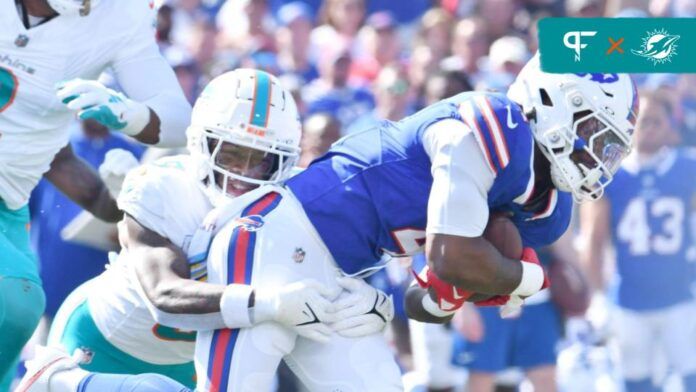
left=617, top=197, right=684, bottom=256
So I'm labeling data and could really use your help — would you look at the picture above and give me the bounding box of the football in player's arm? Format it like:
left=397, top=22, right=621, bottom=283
left=404, top=61, right=637, bottom=323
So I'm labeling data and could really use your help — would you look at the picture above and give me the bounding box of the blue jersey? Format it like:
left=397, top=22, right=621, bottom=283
left=606, top=149, right=696, bottom=310
left=287, top=92, right=572, bottom=274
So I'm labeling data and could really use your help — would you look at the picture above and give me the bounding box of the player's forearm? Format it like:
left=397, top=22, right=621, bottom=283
left=85, top=185, right=123, bottom=223
left=114, top=50, right=191, bottom=148
left=428, top=234, right=522, bottom=295
left=581, top=248, right=605, bottom=292
left=134, top=92, right=190, bottom=148
left=132, top=247, right=230, bottom=330
left=140, top=270, right=256, bottom=332
left=46, top=145, right=122, bottom=222
left=139, top=276, right=230, bottom=331
left=149, top=278, right=225, bottom=314
left=130, top=108, right=161, bottom=145
left=126, top=221, right=232, bottom=331
left=404, top=285, right=453, bottom=324
left=579, top=199, right=609, bottom=292
left=134, top=246, right=224, bottom=314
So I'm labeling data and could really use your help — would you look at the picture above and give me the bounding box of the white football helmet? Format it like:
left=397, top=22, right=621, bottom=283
left=187, top=69, right=301, bottom=206
left=508, top=54, right=638, bottom=202
left=557, top=341, right=623, bottom=392
left=47, top=0, right=93, bottom=16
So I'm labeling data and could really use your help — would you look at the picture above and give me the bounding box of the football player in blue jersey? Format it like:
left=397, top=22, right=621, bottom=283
left=20, top=56, right=639, bottom=392
left=580, top=89, right=696, bottom=392
left=190, top=56, right=635, bottom=390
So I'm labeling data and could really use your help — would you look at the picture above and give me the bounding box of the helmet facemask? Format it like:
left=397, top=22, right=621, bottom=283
left=538, top=104, right=631, bottom=202
left=508, top=54, right=637, bottom=204
left=194, top=125, right=299, bottom=205
left=187, top=69, right=303, bottom=206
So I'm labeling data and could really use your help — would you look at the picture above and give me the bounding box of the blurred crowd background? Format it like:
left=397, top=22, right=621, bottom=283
left=26, top=0, right=696, bottom=391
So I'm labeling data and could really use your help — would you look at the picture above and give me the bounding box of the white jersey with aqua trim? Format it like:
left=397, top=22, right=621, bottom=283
left=0, top=0, right=156, bottom=209
left=86, top=155, right=213, bottom=365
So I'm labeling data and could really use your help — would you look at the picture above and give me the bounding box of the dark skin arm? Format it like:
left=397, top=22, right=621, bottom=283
left=132, top=109, right=162, bottom=145
left=122, top=213, right=227, bottom=314
left=45, top=144, right=122, bottom=222
left=404, top=284, right=453, bottom=324
left=427, top=233, right=522, bottom=295
left=44, top=110, right=160, bottom=221
left=403, top=234, right=523, bottom=324
left=579, top=196, right=611, bottom=292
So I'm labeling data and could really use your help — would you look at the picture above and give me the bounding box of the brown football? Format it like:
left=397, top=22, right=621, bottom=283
left=549, top=258, right=591, bottom=316
left=467, top=213, right=524, bottom=302
left=483, top=213, right=524, bottom=260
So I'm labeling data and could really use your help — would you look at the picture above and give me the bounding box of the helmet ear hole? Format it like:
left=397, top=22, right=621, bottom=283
left=539, top=89, right=553, bottom=106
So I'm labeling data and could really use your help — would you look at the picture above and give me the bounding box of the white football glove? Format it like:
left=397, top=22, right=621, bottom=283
left=56, top=79, right=150, bottom=136
left=99, top=149, right=139, bottom=198
left=499, top=295, right=524, bottom=319
left=252, top=280, right=339, bottom=344
left=329, top=277, right=394, bottom=338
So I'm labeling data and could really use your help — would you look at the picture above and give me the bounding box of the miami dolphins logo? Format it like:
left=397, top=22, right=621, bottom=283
left=632, top=29, right=680, bottom=65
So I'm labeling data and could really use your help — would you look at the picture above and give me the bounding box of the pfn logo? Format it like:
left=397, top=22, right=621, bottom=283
left=563, top=31, right=597, bottom=62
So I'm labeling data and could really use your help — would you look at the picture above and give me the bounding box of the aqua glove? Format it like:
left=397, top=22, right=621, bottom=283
left=56, top=79, right=150, bottom=136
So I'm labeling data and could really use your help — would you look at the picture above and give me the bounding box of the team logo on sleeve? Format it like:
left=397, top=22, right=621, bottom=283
left=235, top=215, right=265, bottom=232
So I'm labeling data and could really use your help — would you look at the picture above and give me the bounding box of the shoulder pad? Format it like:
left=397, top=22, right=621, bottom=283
left=457, top=93, right=530, bottom=175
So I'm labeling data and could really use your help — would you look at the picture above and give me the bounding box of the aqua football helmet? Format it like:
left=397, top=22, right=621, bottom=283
left=187, top=69, right=301, bottom=205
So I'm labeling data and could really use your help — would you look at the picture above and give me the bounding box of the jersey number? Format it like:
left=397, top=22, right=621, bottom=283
left=617, top=197, right=684, bottom=256
left=387, top=228, right=426, bottom=256
left=0, top=67, right=18, bottom=112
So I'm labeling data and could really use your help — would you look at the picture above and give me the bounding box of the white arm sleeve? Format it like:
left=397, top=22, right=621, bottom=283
left=110, top=5, right=191, bottom=148
left=423, top=119, right=495, bottom=237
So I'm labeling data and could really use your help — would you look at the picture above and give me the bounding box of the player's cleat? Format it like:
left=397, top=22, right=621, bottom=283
left=15, top=346, right=89, bottom=392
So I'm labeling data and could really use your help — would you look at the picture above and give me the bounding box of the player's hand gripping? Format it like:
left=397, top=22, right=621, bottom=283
left=98, top=149, right=139, bottom=198
left=413, top=266, right=473, bottom=317
left=328, top=277, right=394, bottom=338
left=252, top=280, right=339, bottom=344
left=476, top=247, right=550, bottom=318
left=56, top=79, right=150, bottom=136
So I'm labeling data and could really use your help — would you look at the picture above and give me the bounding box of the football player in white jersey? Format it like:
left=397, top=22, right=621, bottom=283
left=19, top=69, right=393, bottom=392
left=0, top=0, right=190, bottom=386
